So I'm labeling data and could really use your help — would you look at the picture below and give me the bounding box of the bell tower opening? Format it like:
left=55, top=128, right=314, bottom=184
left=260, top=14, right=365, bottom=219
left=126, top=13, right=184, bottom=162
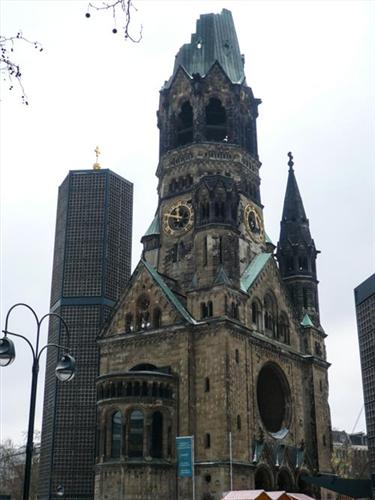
left=176, top=101, right=193, bottom=146
left=205, top=98, right=227, bottom=141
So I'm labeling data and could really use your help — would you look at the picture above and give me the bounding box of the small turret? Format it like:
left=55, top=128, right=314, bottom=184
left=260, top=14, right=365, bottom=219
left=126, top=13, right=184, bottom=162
left=276, top=153, right=320, bottom=325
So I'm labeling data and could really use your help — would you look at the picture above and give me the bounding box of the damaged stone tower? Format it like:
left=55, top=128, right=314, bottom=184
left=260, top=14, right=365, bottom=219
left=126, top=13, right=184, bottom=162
left=95, top=9, right=331, bottom=500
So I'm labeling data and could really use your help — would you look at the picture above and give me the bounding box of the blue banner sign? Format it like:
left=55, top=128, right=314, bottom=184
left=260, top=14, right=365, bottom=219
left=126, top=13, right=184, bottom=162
left=176, top=436, right=193, bottom=477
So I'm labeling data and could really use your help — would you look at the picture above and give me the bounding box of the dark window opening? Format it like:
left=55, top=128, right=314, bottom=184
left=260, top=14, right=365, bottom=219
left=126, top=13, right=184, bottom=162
left=287, top=257, right=294, bottom=272
left=111, top=411, right=122, bottom=459
left=205, top=98, right=227, bottom=141
left=237, top=415, right=241, bottom=431
left=323, top=434, right=327, bottom=446
left=153, top=308, right=162, bottom=328
left=177, top=101, right=193, bottom=146
left=255, top=467, right=273, bottom=490
left=205, top=474, right=212, bottom=483
left=219, top=236, right=223, bottom=264
left=230, top=302, right=239, bottom=320
left=125, top=313, right=133, bottom=333
left=205, top=377, right=210, bottom=392
left=235, top=349, right=239, bottom=364
left=203, top=235, right=208, bottom=266
left=152, top=382, right=158, bottom=397
left=128, top=410, right=144, bottom=458
left=303, top=288, right=308, bottom=309
left=277, top=470, right=293, bottom=491
left=252, top=302, right=257, bottom=324
left=207, top=301, right=213, bottom=317
left=200, top=201, right=210, bottom=222
left=299, top=256, right=308, bottom=271
left=141, top=381, right=148, bottom=396
left=134, top=381, right=140, bottom=396
left=214, top=200, right=225, bottom=219
left=130, top=363, right=158, bottom=372
left=167, top=426, right=172, bottom=456
left=150, top=411, right=163, bottom=458
left=201, top=301, right=213, bottom=319
left=204, top=433, right=211, bottom=448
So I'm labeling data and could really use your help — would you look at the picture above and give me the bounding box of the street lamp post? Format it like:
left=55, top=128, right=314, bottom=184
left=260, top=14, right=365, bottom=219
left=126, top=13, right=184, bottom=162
left=0, top=303, right=76, bottom=500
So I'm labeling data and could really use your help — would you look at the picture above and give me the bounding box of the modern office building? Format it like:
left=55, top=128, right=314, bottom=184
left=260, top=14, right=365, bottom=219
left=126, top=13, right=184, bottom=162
left=94, top=10, right=332, bottom=499
left=38, top=166, right=133, bottom=499
left=355, top=273, right=375, bottom=497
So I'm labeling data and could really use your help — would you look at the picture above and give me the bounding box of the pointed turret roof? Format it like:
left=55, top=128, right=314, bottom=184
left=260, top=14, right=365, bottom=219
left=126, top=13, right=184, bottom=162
left=165, top=9, right=245, bottom=88
left=278, top=153, right=315, bottom=248
left=281, top=152, right=307, bottom=223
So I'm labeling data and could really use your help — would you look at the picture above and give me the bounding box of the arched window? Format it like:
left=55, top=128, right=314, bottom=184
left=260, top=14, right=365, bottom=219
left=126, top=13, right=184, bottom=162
left=264, top=294, right=276, bottom=336
left=153, top=308, right=162, bottom=329
left=251, top=302, right=257, bottom=324
left=255, top=466, right=273, bottom=490
left=128, top=410, right=144, bottom=458
left=207, top=301, right=213, bottom=317
left=136, top=294, right=150, bottom=331
left=150, top=411, right=163, bottom=458
left=111, top=411, right=122, bottom=459
left=205, top=98, right=227, bottom=141
left=278, top=313, right=290, bottom=344
left=176, top=101, right=193, bottom=146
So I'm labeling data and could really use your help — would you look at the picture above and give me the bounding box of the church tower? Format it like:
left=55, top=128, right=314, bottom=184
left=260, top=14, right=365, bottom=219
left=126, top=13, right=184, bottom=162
left=276, top=153, right=320, bottom=327
left=95, top=10, right=331, bottom=500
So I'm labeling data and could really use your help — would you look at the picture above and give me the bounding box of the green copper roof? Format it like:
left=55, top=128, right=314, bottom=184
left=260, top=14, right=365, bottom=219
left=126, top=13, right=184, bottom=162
left=240, top=253, right=272, bottom=292
left=143, top=214, right=160, bottom=237
left=213, top=265, right=232, bottom=286
left=142, top=260, right=196, bottom=324
left=301, top=313, right=314, bottom=328
left=167, top=9, right=245, bottom=87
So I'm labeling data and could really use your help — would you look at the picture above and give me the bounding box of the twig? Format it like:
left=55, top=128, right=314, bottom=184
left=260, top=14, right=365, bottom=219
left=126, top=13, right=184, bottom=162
left=86, top=0, right=142, bottom=42
left=0, top=32, right=44, bottom=105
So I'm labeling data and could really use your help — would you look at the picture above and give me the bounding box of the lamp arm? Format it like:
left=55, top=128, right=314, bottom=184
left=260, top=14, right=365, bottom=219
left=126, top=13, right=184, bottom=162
left=4, top=303, right=39, bottom=334
left=39, top=313, right=71, bottom=346
left=2, top=329, right=36, bottom=359
left=37, top=343, right=70, bottom=362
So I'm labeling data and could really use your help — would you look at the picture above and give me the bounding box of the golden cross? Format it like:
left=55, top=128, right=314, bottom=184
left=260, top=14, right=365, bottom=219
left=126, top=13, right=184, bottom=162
left=93, top=146, right=101, bottom=170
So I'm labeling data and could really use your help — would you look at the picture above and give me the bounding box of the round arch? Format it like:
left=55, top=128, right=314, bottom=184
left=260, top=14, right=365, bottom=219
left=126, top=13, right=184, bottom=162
left=254, top=465, right=273, bottom=490
left=277, top=468, right=294, bottom=491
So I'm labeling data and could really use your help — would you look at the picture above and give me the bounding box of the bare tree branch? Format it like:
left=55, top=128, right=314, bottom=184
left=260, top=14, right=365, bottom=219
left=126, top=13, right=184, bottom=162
left=0, top=32, right=43, bottom=105
left=86, top=0, right=142, bottom=42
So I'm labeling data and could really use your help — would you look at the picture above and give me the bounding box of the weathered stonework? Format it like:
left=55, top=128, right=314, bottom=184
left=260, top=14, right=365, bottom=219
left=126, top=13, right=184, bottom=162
left=95, top=9, right=331, bottom=500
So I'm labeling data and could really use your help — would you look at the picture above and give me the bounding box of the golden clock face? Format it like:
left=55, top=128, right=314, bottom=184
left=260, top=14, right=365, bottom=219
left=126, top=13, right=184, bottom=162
left=163, top=201, right=194, bottom=235
left=244, top=203, right=264, bottom=242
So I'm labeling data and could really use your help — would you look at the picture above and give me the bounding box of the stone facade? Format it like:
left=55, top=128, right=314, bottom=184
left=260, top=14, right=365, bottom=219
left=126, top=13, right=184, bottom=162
left=95, top=9, right=331, bottom=500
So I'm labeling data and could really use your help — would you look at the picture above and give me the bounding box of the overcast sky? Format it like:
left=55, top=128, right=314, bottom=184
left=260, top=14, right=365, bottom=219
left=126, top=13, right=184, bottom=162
left=1, top=0, right=374, bottom=446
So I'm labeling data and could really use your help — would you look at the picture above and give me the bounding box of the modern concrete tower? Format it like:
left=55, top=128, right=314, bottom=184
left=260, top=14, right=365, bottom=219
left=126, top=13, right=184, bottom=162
left=354, top=274, right=375, bottom=498
left=38, top=164, right=133, bottom=499
left=95, top=10, right=331, bottom=500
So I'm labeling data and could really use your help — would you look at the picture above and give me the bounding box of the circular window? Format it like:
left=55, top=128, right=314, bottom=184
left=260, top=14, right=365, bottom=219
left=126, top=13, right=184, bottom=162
left=256, top=363, right=291, bottom=433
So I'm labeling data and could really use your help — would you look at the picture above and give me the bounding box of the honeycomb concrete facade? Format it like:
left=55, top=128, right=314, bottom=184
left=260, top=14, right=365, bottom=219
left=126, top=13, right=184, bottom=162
left=95, top=9, right=331, bottom=500
left=39, top=168, right=133, bottom=499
